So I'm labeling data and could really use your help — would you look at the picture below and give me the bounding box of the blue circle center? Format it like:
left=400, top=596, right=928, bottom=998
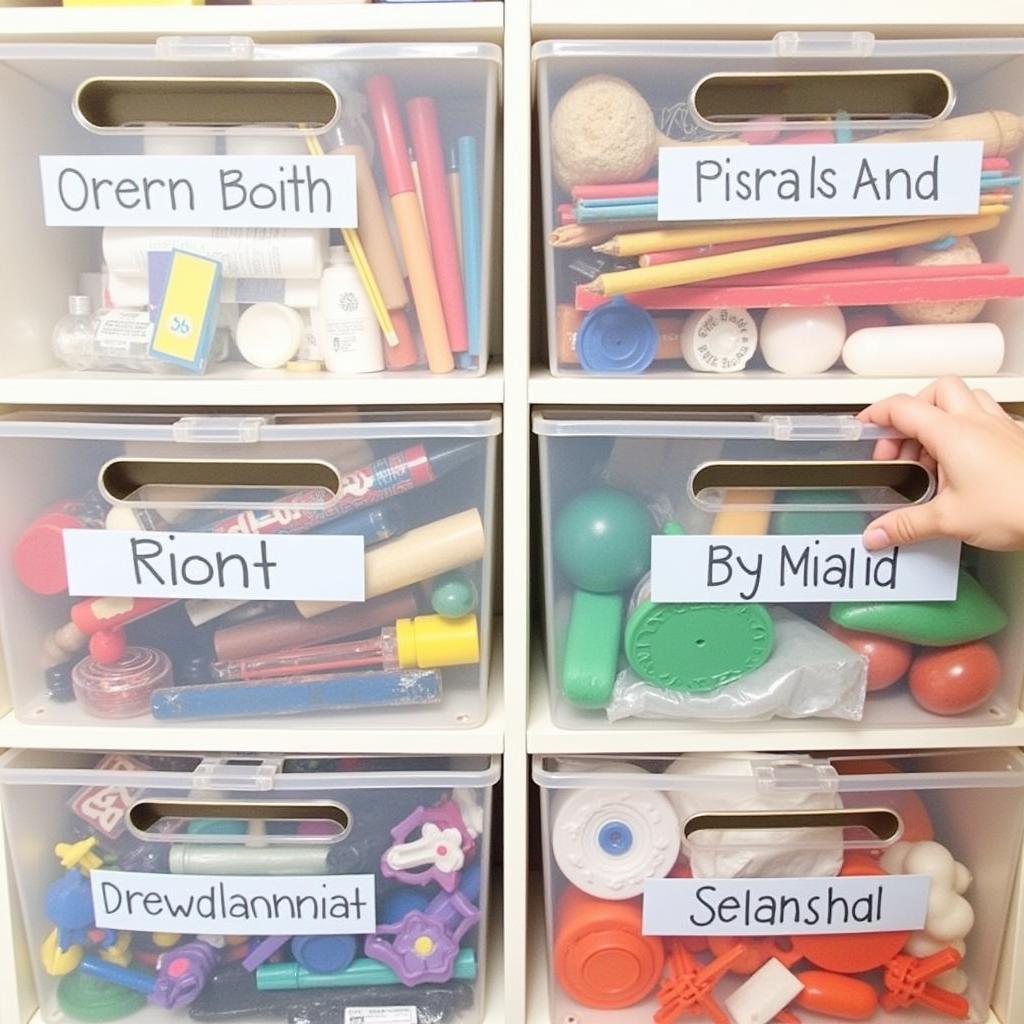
left=597, top=820, right=633, bottom=856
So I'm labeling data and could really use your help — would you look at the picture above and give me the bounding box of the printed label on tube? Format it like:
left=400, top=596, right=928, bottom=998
left=63, top=528, right=365, bottom=602
left=642, top=875, right=931, bottom=936
left=40, top=155, right=357, bottom=228
left=658, top=141, right=983, bottom=220
left=344, top=1009, right=418, bottom=1024
left=650, top=533, right=961, bottom=603
left=91, top=869, right=375, bottom=935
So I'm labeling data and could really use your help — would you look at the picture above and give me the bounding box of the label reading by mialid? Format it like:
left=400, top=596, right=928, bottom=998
left=650, top=533, right=961, bottom=603
left=657, top=141, right=983, bottom=220
left=642, top=875, right=931, bottom=936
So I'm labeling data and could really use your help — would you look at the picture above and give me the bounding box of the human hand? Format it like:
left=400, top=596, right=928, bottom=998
left=858, top=376, right=1024, bottom=551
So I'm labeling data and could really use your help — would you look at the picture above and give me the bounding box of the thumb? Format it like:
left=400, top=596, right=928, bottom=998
left=863, top=498, right=950, bottom=551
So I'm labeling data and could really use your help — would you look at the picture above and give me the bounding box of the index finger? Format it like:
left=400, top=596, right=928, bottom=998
left=859, top=393, right=952, bottom=462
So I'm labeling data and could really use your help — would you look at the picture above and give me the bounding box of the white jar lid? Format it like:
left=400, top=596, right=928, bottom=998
left=236, top=303, right=304, bottom=370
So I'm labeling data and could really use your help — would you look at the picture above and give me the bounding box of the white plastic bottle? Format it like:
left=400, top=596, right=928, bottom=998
left=52, top=295, right=163, bottom=373
left=315, top=246, right=384, bottom=374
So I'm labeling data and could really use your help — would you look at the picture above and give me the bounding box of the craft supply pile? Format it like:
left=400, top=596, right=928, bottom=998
left=535, top=751, right=1024, bottom=1023
left=535, top=412, right=1024, bottom=727
left=0, top=42, right=497, bottom=378
left=537, top=40, right=1024, bottom=376
left=0, top=751, right=498, bottom=1024
left=0, top=411, right=497, bottom=726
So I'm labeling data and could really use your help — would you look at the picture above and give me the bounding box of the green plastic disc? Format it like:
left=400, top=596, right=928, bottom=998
left=625, top=602, right=774, bottom=691
left=58, top=970, right=148, bottom=1023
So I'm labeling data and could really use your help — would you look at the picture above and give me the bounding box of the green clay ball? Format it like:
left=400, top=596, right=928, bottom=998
left=625, top=601, right=774, bottom=691
left=431, top=571, right=479, bottom=618
left=772, top=489, right=867, bottom=536
left=58, top=971, right=148, bottom=1023
left=188, top=819, right=247, bottom=835
left=554, top=487, right=652, bottom=593
left=830, top=569, right=1008, bottom=646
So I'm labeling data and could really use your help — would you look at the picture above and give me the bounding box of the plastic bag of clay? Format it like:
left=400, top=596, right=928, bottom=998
left=607, top=607, right=867, bottom=722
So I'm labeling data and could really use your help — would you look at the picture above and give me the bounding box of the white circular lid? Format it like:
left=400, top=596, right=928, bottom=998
left=236, top=303, right=304, bottom=370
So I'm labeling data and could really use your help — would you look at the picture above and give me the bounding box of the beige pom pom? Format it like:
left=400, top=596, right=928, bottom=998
left=550, top=75, right=659, bottom=189
left=891, top=236, right=986, bottom=324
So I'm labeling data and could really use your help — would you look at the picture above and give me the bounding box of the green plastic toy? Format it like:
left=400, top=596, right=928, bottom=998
left=58, top=970, right=148, bottom=1023
left=772, top=488, right=867, bottom=536
left=554, top=488, right=653, bottom=708
left=830, top=569, right=1007, bottom=646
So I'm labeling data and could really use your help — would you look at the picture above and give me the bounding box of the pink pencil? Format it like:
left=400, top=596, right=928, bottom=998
left=571, top=180, right=659, bottom=200
left=689, top=260, right=1010, bottom=289
left=983, top=157, right=1011, bottom=171
left=407, top=97, right=468, bottom=354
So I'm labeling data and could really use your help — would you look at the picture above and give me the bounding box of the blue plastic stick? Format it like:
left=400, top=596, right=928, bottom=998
left=457, top=136, right=481, bottom=367
left=80, top=956, right=156, bottom=995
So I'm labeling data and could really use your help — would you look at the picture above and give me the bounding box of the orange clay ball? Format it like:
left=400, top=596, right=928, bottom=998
left=826, top=622, right=913, bottom=692
left=909, top=641, right=1001, bottom=715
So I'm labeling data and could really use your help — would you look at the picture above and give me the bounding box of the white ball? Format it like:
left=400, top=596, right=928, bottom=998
left=760, top=306, right=846, bottom=375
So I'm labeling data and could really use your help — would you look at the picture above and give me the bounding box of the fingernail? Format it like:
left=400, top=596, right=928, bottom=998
left=863, top=527, right=891, bottom=551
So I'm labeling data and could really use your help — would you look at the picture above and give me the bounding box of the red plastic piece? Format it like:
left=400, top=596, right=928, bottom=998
left=654, top=939, right=745, bottom=1024
left=882, top=948, right=970, bottom=1019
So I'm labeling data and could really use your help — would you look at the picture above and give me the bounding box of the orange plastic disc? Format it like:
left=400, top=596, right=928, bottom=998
left=554, top=887, right=665, bottom=1009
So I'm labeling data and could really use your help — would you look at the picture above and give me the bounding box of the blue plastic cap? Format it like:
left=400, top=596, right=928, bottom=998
left=577, top=297, right=658, bottom=374
left=597, top=820, right=634, bottom=856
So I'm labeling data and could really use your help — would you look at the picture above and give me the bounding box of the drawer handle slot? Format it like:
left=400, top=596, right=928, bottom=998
left=684, top=807, right=902, bottom=844
left=129, top=799, right=350, bottom=840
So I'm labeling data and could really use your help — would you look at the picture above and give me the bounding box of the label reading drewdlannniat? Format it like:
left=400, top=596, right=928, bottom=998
left=642, top=875, right=931, bottom=936
left=63, top=528, right=366, bottom=602
left=650, top=534, right=961, bottom=603
left=40, top=155, right=357, bottom=228
left=91, top=870, right=375, bottom=935
left=658, top=141, right=983, bottom=220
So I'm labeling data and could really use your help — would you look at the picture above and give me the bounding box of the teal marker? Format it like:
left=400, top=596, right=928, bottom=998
left=457, top=136, right=481, bottom=368
left=256, top=949, right=476, bottom=990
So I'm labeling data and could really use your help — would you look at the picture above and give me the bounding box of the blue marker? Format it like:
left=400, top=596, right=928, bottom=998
left=457, top=136, right=481, bottom=369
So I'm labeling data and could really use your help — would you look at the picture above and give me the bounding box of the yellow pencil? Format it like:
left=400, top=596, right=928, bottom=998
left=305, top=133, right=399, bottom=348
left=594, top=210, right=1006, bottom=258
left=587, top=212, right=1004, bottom=296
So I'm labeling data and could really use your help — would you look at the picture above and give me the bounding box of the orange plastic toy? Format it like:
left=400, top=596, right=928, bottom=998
left=791, top=854, right=910, bottom=973
left=554, top=887, right=665, bottom=1009
left=707, top=935, right=800, bottom=975
left=795, top=970, right=879, bottom=1020
left=654, top=938, right=744, bottom=1024
left=882, top=948, right=971, bottom=1018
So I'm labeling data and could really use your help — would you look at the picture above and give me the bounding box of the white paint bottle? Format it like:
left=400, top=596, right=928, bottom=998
left=315, top=246, right=384, bottom=374
left=842, top=322, right=1005, bottom=376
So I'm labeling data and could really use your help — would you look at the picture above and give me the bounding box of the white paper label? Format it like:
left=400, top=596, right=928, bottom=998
left=344, top=1009, right=417, bottom=1024
left=63, top=528, right=365, bottom=602
left=40, top=155, right=357, bottom=228
left=658, top=141, right=983, bottom=220
left=642, top=875, right=931, bottom=935
left=91, top=869, right=375, bottom=935
left=650, top=533, right=961, bottom=603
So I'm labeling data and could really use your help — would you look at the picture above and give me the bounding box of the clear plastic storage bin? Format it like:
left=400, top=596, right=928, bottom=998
left=0, top=409, right=498, bottom=728
left=536, top=36, right=1024, bottom=378
left=0, top=749, right=499, bottom=1024
left=535, top=410, right=1024, bottom=729
left=535, top=749, right=1024, bottom=1024
left=0, top=39, right=498, bottom=380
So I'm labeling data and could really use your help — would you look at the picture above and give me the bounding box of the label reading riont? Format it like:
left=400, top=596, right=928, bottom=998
left=650, top=533, right=961, bottom=603
left=642, top=875, right=931, bottom=936
left=63, top=528, right=366, bottom=602
left=91, top=869, right=376, bottom=935
left=658, top=141, right=983, bottom=221
left=40, top=154, right=357, bottom=228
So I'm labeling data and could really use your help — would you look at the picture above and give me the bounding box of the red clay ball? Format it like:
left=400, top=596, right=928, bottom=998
left=909, top=641, right=1001, bottom=715
left=89, top=629, right=126, bottom=665
left=826, top=623, right=913, bottom=692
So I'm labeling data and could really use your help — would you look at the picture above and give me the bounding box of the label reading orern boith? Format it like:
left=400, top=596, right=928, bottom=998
left=40, top=155, right=357, bottom=228
left=91, top=869, right=376, bottom=936
left=657, top=141, right=984, bottom=221
left=62, top=528, right=366, bottom=603
left=650, top=533, right=962, bottom=603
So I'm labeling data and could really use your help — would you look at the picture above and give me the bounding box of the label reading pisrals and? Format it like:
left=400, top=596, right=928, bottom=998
left=658, top=141, right=983, bottom=220
left=91, top=870, right=375, bottom=935
left=63, top=529, right=365, bottom=602
left=642, top=875, right=931, bottom=936
left=344, top=1008, right=417, bottom=1024
left=40, top=155, right=357, bottom=228
left=650, top=534, right=961, bottom=603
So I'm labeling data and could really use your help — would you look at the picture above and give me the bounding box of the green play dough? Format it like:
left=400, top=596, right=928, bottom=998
left=561, top=590, right=624, bottom=708
left=624, top=601, right=774, bottom=691
left=830, top=570, right=1008, bottom=646
left=58, top=971, right=148, bottom=1023
left=772, top=489, right=867, bottom=536
left=431, top=571, right=478, bottom=618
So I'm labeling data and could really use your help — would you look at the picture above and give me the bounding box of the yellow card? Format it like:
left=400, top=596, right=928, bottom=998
left=150, top=250, right=221, bottom=372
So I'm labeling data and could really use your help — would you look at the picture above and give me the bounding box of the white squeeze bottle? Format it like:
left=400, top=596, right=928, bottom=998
left=316, top=246, right=384, bottom=374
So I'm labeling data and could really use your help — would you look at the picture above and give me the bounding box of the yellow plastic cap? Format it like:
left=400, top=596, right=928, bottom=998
left=395, top=613, right=479, bottom=669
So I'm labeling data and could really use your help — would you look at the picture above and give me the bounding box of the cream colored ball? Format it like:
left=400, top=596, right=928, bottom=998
left=892, top=236, right=986, bottom=324
left=551, top=74, right=659, bottom=189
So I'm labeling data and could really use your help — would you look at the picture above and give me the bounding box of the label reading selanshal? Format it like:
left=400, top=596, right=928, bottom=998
left=344, top=1008, right=417, bottom=1024
left=650, top=533, right=961, bottom=603
left=658, top=141, right=983, bottom=220
left=63, top=528, right=366, bottom=603
left=40, top=154, right=358, bottom=229
left=642, top=875, right=932, bottom=936
left=94, top=309, right=154, bottom=356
